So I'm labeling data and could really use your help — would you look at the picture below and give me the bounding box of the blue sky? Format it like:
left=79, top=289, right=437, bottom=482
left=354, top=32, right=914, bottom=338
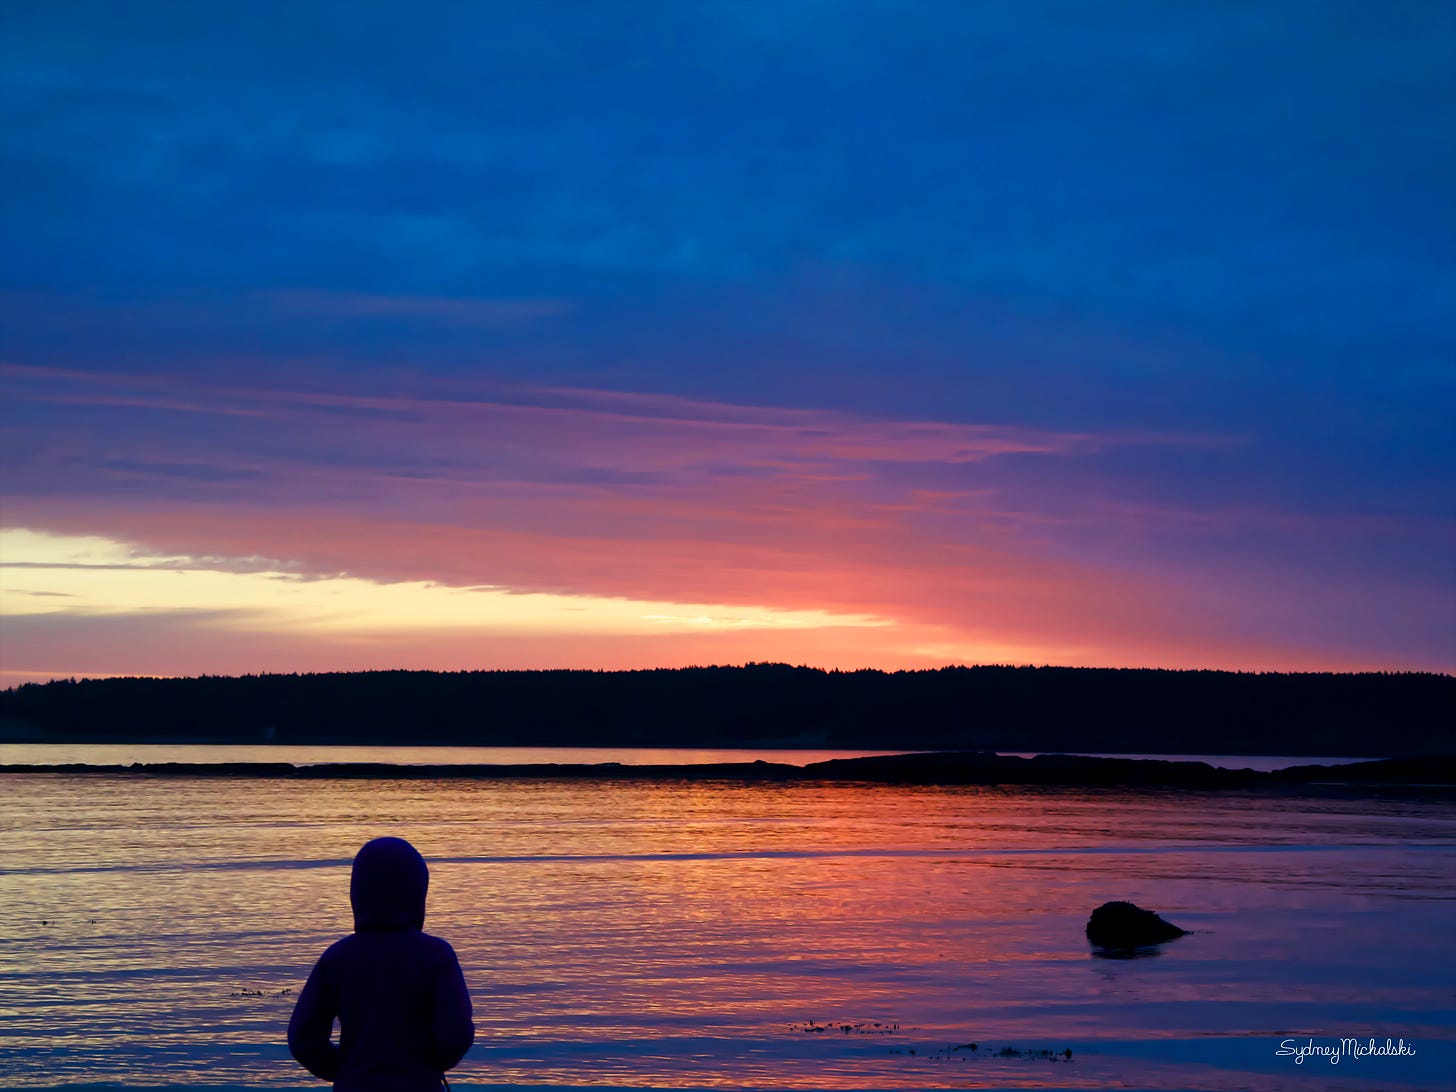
left=1, top=1, right=1452, bottom=680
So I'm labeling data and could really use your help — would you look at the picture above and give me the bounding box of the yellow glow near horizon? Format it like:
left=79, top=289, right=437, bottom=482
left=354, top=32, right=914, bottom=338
left=0, top=529, right=889, bottom=636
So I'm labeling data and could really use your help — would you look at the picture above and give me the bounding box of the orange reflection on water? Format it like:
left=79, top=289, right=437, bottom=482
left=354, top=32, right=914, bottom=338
left=2, top=773, right=1453, bottom=1089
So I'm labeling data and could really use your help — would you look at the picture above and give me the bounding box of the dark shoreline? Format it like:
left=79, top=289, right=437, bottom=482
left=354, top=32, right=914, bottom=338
left=4, top=751, right=1453, bottom=787
left=4, top=666, right=1451, bottom=758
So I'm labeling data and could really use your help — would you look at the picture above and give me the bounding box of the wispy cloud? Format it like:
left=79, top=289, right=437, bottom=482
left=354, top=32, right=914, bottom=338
left=0, top=362, right=1147, bottom=480
left=266, top=289, right=570, bottom=324
left=0, top=363, right=1186, bottom=583
left=2, top=364, right=1450, bottom=675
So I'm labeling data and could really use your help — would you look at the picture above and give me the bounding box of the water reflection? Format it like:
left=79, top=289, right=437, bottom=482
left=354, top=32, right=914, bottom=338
left=1088, top=947, right=1166, bottom=961
left=0, top=774, right=1452, bottom=1089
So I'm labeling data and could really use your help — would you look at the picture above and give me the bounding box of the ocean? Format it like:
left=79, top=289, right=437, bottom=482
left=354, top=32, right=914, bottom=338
left=1, top=747, right=1451, bottom=1091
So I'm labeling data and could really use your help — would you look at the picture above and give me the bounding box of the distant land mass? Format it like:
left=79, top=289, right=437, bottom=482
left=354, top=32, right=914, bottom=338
left=1, top=665, right=1451, bottom=757
left=4, top=753, right=1454, bottom=788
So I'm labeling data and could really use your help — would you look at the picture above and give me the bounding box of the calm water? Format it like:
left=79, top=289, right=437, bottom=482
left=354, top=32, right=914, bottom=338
left=1, top=770, right=1451, bottom=1091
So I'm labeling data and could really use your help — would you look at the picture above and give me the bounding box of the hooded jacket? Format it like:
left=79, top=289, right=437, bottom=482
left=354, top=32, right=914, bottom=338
left=288, top=837, right=475, bottom=1090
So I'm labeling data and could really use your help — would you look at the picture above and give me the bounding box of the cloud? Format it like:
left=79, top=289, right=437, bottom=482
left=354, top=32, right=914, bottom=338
left=266, top=290, right=570, bottom=324
left=4, top=363, right=1451, bottom=674
left=0, top=362, right=1134, bottom=488
left=0, top=528, right=889, bottom=637
left=0, top=364, right=1188, bottom=604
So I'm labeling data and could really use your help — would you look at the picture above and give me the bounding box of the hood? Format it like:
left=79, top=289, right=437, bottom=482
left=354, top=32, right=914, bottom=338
left=350, top=836, right=428, bottom=932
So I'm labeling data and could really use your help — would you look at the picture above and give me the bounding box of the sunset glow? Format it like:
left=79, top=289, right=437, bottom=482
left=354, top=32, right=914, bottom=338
left=1, top=529, right=888, bottom=639
left=1, top=4, right=1452, bottom=682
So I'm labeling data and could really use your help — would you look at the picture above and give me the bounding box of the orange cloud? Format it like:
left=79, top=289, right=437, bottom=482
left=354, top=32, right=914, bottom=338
left=3, top=365, right=1448, bottom=679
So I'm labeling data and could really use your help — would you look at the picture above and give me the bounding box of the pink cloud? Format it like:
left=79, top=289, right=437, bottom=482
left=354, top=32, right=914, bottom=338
left=8, top=497, right=1403, bottom=677
left=4, top=365, right=1448, bottom=675
left=0, top=362, right=1117, bottom=470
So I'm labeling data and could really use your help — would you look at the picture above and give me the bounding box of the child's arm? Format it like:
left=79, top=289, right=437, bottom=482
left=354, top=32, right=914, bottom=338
left=430, top=945, right=475, bottom=1072
left=287, top=954, right=342, bottom=1082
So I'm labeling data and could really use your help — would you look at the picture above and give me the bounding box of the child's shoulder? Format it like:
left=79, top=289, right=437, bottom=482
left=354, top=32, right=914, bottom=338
left=318, top=933, right=360, bottom=960
left=330, top=929, right=460, bottom=961
left=417, top=930, right=463, bottom=960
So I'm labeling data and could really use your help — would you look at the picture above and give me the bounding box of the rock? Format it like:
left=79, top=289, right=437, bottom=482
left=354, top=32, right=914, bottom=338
left=1086, top=900, right=1187, bottom=948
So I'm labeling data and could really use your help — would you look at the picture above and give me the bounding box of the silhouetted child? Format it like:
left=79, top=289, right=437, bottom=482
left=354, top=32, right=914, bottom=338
left=289, top=836, right=474, bottom=1090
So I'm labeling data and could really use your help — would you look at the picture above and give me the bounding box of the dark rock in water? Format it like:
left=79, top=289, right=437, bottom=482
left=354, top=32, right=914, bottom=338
left=1086, top=901, right=1187, bottom=948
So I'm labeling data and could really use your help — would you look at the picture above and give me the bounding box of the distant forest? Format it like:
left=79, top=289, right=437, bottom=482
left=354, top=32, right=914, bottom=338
left=2, top=665, right=1451, bottom=757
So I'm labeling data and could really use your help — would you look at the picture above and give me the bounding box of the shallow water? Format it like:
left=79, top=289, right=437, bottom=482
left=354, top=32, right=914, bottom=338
left=1, top=773, right=1451, bottom=1090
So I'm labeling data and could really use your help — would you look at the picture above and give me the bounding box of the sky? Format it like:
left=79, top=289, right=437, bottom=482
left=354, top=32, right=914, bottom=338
left=1, top=0, right=1453, bottom=684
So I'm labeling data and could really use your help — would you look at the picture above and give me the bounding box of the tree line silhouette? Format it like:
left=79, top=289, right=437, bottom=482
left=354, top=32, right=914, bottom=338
left=1, top=664, right=1450, bottom=756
